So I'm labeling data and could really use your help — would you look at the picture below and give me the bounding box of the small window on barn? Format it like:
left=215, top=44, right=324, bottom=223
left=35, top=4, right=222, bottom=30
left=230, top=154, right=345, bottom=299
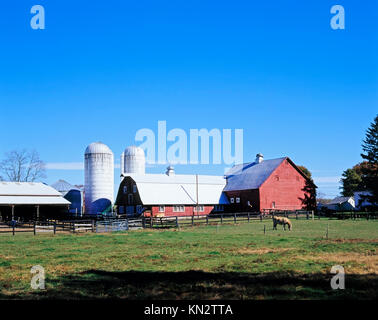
left=194, top=205, right=204, bottom=212
left=275, top=175, right=279, bottom=181
left=133, top=185, right=137, bottom=193
left=173, top=205, right=185, bottom=212
left=214, top=205, right=224, bottom=212
left=128, top=194, right=133, bottom=204
left=230, top=197, right=235, bottom=203
left=158, top=205, right=165, bottom=212
left=236, top=197, right=240, bottom=203
left=272, top=201, right=276, bottom=209
left=123, top=186, right=127, bottom=194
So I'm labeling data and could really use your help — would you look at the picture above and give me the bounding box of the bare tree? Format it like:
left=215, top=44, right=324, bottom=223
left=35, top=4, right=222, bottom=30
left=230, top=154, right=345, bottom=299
left=0, top=149, right=46, bottom=182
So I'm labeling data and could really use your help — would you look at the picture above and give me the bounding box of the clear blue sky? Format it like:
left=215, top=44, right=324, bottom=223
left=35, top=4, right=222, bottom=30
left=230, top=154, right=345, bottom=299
left=0, top=0, right=377, bottom=198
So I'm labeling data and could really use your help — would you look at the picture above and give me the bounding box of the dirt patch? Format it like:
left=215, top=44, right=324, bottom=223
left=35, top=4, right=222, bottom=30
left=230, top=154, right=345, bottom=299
left=300, top=251, right=378, bottom=274
left=318, top=239, right=378, bottom=244
left=237, top=248, right=294, bottom=255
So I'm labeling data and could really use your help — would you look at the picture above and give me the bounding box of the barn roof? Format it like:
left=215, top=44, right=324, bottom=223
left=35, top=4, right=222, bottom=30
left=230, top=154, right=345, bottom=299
left=119, top=174, right=229, bottom=205
left=51, top=179, right=79, bottom=193
left=327, top=196, right=353, bottom=205
left=0, top=181, right=71, bottom=205
left=224, top=157, right=287, bottom=191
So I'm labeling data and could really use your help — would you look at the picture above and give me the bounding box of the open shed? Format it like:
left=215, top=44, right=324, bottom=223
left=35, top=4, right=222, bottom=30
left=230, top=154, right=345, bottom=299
left=0, top=181, right=71, bottom=221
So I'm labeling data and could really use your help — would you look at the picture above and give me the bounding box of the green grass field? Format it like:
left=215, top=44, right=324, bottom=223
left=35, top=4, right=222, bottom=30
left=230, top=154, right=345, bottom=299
left=0, top=219, right=377, bottom=299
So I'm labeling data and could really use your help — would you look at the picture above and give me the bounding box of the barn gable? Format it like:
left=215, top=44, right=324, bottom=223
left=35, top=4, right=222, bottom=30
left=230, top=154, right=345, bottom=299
left=224, top=157, right=315, bottom=192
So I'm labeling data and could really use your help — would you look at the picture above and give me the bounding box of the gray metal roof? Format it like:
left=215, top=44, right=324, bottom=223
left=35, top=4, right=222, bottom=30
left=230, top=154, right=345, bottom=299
left=327, top=196, right=353, bottom=205
left=224, top=158, right=286, bottom=191
left=51, top=179, right=79, bottom=193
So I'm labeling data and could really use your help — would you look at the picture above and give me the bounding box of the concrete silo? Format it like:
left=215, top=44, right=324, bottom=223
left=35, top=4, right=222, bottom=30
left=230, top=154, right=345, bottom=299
left=124, top=146, right=146, bottom=174
left=84, top=142, right=114, bottom=215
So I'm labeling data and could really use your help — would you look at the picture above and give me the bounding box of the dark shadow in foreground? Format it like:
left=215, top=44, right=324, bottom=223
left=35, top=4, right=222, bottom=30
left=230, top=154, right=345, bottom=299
left=2, top=270, right=377, bottom=300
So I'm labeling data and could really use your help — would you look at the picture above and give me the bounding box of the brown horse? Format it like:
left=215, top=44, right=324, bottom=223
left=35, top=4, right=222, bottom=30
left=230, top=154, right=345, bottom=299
left=273, top=216, right=292, bottom=231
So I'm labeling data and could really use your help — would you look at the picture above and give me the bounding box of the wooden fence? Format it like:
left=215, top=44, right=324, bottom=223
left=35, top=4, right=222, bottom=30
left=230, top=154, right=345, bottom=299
left=0, top=220, right=96, bottom=235
left=2, top=210, right=375, bottom=235
left=144, top=211, right=314, bottom=229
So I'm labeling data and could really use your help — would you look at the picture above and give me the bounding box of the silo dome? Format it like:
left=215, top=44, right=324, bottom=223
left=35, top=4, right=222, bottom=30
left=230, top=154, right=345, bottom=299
left=85, top=142, right=113, bottom=155
left=124, top=146, right=145, bottom=174
left=84, top=142, right=114, bottom=215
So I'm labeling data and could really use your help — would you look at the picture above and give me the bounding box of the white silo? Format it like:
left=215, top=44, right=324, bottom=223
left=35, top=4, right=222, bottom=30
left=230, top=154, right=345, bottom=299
left=120, top=151, right=125, bottom=177
left=124, top=146, right=146, bottom=174
left=84, top=142, right=114, bottom=215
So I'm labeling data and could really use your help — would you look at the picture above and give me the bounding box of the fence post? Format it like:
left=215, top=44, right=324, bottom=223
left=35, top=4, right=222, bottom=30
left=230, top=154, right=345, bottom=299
left=72, top=222, right=75, bottom=234
left=206, top=216, right=209, bottom=225
left=306, top=212, right=309, bottom=220
left=192, top=215, right=194, bottom=227
left=126, top=218, right=129, bottom=231
left=176, top=216, right=179, bottom=228
left=92, top=220, right=95, bottom=233
left=248, top=212, right=250, bottom=223
left=312, top=211, right=314, bottom=220
left=54, top=221, right=56, bottom=235
left=296, top=212, right=298, bottom=220
left=264, top=224, right=266, bottom=235
left=234, top=213, right=237, bottom=224
left=221, top=214, right=223, bottom=224
left=34, top=221, right=36, bottom=235
left=142, top=217, right=146, bottom=229
left=12, top=223, right=15, bottom=236
left=260, top=213, right=262, bottom=222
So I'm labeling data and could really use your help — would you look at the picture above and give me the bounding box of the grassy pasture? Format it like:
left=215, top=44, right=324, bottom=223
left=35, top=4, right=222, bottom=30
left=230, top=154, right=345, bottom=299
left=0, top=219, right=377, bottom=299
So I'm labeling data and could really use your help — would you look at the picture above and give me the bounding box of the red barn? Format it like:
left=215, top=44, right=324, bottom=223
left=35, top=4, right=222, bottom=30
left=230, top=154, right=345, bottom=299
left=115, top=169, right=229, bottom=217
left=224, top=154, right=316, bottom=212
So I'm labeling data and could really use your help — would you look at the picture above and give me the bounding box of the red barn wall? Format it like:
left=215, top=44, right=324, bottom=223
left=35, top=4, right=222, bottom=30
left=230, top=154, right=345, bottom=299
left=259, top=159, right=307, bottom=211
left=151, top=205, right=215, bottom=217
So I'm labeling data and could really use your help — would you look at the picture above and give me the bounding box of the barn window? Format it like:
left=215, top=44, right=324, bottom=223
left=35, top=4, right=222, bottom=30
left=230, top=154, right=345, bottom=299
left=275, top=175, right=279, bottom=181
left=158, top=205, right=165, bottom=212
left=128, top=194, right=133, bottom=204
left=123, top=186, right=127, bottom=194
left=173, top=205, right=185, bottom=212
left=214, top=205, right=224, bottom=212
left=133, top=185, right=137, bottom=193
left=236, top=197, right=240, bottom=203
left=230, top=197, right=235, bottom=203
left=194, top=205, right=204, bottom=212
left=272, top=201, right=276, bottom=209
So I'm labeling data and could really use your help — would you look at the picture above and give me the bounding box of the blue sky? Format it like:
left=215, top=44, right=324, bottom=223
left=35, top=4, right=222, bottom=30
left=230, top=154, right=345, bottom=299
left=0, top=0, right=377, bottom=198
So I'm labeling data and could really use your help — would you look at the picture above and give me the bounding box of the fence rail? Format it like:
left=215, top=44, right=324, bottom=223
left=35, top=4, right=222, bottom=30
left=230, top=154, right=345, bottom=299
left=1, top=210, right=376, bottom=236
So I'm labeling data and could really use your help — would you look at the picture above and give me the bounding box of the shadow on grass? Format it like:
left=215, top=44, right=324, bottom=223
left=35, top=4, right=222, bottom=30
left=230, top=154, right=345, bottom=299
left=2, top=270, right=377, bottom=300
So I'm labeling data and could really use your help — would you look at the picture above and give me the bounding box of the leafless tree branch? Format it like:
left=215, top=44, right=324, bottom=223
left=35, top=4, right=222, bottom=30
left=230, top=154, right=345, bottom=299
left=0, top=149, right=46, bottom=182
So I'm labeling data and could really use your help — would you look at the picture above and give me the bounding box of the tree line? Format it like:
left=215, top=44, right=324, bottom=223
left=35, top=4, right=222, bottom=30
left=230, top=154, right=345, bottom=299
left=340, top=115, right=378, bottom=207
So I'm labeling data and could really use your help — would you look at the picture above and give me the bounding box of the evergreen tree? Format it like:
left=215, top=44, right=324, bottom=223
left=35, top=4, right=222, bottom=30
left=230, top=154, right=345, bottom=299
left=360, top=115, right=378, bottom=206
left=297, top=165, right=317, bottom=210
left=340, top=167, right=363, bottom=196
